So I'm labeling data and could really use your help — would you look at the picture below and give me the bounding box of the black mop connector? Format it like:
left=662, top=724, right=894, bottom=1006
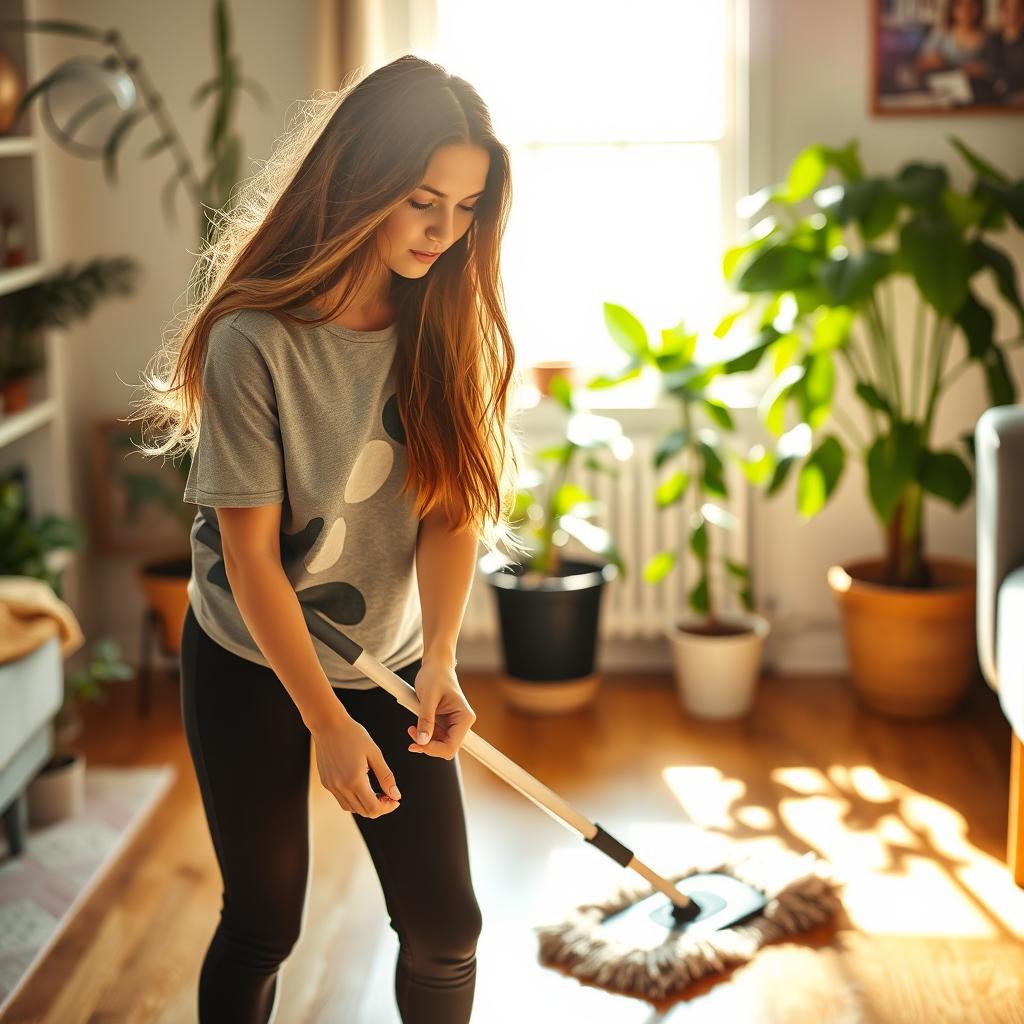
left=585, top=823, right=634, bottom=867
left=587, top=823, right=704, bottom=922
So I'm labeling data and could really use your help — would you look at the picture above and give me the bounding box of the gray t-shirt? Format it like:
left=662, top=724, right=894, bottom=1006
left=182, top=304, right=423, bottom=688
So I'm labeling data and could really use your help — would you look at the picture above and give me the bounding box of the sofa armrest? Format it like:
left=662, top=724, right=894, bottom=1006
left=976, top=405, right=1024, bottom=702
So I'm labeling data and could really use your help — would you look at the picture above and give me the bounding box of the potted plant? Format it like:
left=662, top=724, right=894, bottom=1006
left=0, top=256, right=137, bottom=413
left=479, top=374, right=628, bottom=714
left=717, top=135, right=1024, bottom=717
left=118, top=435, right=195, bottom=655
left=26, top=639, right=133, bottom=826
left=0, top=472, right=85, bottom=596
left=595, top=302, right=768, bottom=718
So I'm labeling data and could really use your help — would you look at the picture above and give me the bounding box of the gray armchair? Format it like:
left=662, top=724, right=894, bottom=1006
left=975, top=404, right=1024, bottom=887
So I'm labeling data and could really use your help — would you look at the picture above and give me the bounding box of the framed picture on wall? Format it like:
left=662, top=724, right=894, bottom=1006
left=873, top=0, right=1024, bottom=113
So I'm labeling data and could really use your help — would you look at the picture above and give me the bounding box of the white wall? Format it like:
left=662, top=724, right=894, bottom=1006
left=751, top=0, right=1024, bottom=672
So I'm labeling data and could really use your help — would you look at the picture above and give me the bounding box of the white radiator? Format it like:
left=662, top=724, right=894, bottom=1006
left=459, top=407, right=754, bottom=654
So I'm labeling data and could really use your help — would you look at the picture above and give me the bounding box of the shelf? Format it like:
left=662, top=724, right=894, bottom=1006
left=0, top=262, right=49, bottom=298
left=0, top=399, right=56, bottom=450
left=0, top=137, right=37, bottom=158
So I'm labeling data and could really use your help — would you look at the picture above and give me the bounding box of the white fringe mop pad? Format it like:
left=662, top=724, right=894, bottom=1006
left=533, top=846, right=845, bottom=1001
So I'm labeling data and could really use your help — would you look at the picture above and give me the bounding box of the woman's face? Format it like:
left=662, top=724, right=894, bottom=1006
left=380, top=143, right=490, bottom=278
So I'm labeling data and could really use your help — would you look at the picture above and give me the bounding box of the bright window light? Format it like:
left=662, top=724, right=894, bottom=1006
left=421, top=1, right=739, bottom=402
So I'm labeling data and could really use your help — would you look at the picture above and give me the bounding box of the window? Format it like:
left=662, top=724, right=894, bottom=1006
left=420, top=0, right=749, bottom=407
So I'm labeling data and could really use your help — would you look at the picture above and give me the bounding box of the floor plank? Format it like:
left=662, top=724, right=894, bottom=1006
left=2, top=666, right=1021, bottom=1024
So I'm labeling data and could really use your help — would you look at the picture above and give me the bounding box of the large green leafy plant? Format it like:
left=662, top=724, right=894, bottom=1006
left=596, top=304, right=755, bottom=631
left=717, top=136, right=1024, bottom=587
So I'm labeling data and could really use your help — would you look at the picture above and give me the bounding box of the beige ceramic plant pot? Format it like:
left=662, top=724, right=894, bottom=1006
left=827, top=556, right=977, bottom=718
left=27, top=750, right=86, bottom=826
left=663, top=612, right=770, bottom=720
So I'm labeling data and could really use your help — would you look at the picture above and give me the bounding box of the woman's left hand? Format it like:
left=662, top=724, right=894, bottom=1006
left=408, top=660, right=477, bottom=759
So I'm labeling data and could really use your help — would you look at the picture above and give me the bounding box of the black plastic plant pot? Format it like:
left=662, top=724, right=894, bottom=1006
left=481, top=557, right=617, bottom=682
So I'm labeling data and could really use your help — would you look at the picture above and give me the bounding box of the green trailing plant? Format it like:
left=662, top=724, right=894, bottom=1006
left=508, top=375, right=628, bottom=580
left=595, top=303, right=756, bottom=631
left=0, top=474, right=84, bottom=598
left=4, top=0, right=271, bottom=246
left=716, top=135, right=1024, bottom=588
left=0, top=257, right=138, bottom=384
left=56, top=638, right=133, bottom=737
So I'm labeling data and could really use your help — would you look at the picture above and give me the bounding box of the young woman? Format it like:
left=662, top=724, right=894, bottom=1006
left=129, top=53, right=528, bottom=1024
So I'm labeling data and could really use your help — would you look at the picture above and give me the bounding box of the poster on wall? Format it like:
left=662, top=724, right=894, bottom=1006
left=873, top=0, right=1024, bottom=112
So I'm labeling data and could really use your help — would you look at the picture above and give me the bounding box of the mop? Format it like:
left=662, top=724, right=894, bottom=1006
left=197, top=520, right=843, bottom=1000
left=298, top=601, right=844, bottom=1001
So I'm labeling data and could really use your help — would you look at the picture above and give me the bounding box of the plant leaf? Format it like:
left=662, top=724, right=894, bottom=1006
left=949, top=135, right=1009, bottom=183
left=702, top=399, right=734, bottom=431
left=920, top=449, right=972, bottom=507
left=866, top=421, right=921, bottom=523
left=736, top=243, right=817, bottom=293
left=797, top=434, right=845, bottom=518
left=643, top=549, right=678, bottom=583
left=603, top=302, right=650, bottom=360
left=969, top=239, right=1024, bottom=333
left=819, top=249, right=891, bottom=305
left=955, top=290, right=995, bottom=359
left=655, top=471, right=690, bottom=508
left=900, top=215, right=969, bottom=316
left=688, top=576, right=710, bottom=614
left=653, top=428, right=689, bottom=469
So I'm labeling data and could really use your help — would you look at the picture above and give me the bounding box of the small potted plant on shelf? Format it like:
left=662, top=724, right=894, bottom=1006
left=717, top=135, right=1024, bottom=717
left=26, top=639, right=133, bottom=826
left=0, top=256, right=138, bottom=414
left=596, top=302, right=768, bottom=719
left=479, top=374, right=628, bottom=715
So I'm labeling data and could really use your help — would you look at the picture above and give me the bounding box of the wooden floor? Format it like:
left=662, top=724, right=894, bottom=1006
left=3, top=664, right=1023, bottom=1024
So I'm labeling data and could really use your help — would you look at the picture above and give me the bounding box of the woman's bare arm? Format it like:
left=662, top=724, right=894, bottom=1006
left=217, top=503, right=351, bottom=732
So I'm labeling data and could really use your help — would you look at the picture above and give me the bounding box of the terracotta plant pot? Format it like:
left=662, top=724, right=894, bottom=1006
left=530, top=362, right=577, bottom=398
left=827, top=556, right=977, bottom=718
left=1, top=375, right=31, bottom=413
left=137, top=555, right=191, bottom=654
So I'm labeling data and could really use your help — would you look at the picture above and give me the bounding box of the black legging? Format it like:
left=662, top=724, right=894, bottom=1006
left=179, top=603, right=482, bottom=1023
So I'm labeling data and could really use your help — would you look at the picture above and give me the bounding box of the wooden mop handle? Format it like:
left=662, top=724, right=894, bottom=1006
left=351, top=647, right=698, bottom=915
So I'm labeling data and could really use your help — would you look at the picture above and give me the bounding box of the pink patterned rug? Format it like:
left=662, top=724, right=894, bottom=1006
left=0, top=765, right=176, bottom=1013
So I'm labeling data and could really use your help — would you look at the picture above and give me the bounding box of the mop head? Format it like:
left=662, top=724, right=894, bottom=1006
left=533, top=846, right=844, bottom=1001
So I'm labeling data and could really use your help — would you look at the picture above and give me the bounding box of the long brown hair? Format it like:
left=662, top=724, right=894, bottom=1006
left=128, top=53, right=527, bottom=560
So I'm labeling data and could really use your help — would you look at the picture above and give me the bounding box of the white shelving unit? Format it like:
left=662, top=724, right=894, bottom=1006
left=0, top=0, right=79, bottom=607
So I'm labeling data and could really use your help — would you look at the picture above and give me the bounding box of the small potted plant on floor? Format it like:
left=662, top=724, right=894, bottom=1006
left=479, top=375, right=628, bottom=715
left=597, top=302, right=768, bottom=719
left=717, top=135, right=1024, bottom=717
left=118, top=435, right=195, bottom=657
left=26, top=639, right=133, bottom=826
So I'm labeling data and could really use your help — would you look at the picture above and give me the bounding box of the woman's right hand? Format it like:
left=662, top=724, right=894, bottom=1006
left=311, top=711, right=402, bottom=818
